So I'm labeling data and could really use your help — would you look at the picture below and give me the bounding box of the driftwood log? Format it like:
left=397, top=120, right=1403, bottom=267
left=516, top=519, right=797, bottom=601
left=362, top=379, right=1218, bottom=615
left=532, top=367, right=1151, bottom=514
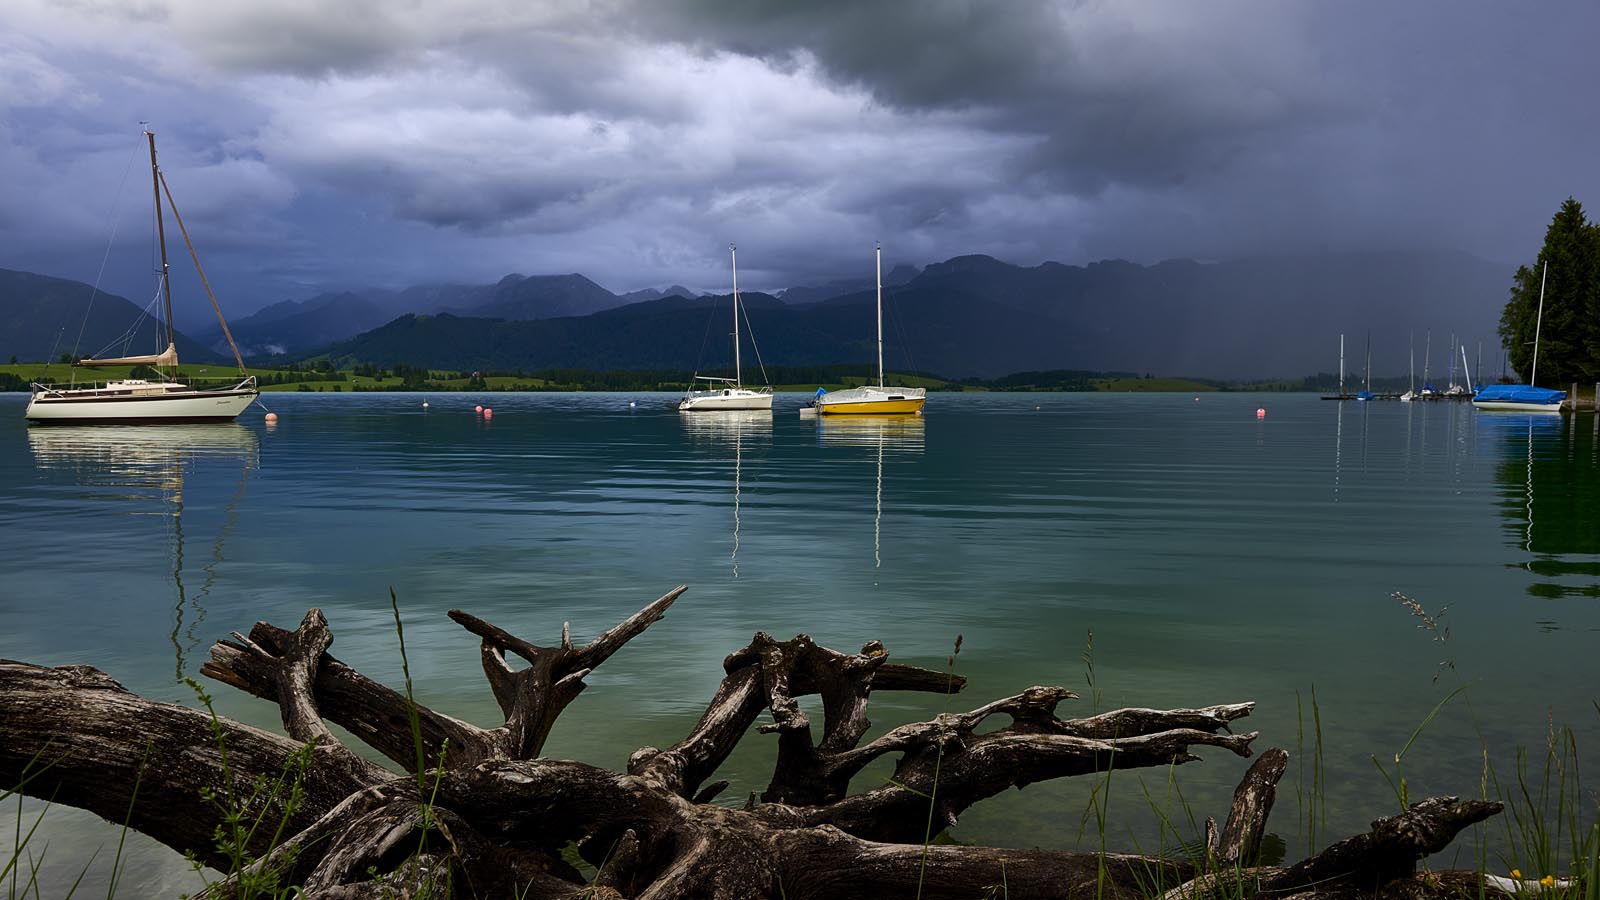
left=0, top=586, right=1505, bottom=899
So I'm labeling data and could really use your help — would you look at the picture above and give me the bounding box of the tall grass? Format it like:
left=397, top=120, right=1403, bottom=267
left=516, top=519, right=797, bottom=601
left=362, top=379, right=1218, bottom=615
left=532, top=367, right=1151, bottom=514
left=1383, top=593, right=1598, bottom=896
left=183, top=677, right=315, bottom=899
left=914, top=633, right=963, bottom=900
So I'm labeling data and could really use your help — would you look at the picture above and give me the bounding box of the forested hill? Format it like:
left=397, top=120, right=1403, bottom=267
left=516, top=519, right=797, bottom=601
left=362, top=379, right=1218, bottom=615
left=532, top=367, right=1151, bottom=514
left=0, top=268, right=220, bottom=364
left=315, top=250, right=1513, bottom=379
left=5, top=249, right=1515, bottom=378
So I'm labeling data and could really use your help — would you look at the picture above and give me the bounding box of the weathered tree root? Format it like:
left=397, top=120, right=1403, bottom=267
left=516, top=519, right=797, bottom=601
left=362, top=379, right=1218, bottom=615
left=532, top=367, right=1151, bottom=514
left=0, top=586, right=1504, bottom=899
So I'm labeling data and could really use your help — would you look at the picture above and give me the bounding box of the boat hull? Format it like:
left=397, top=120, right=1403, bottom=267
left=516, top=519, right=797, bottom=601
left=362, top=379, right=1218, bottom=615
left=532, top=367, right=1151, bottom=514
left=815, top=387, right=926, bottom=416
left=1470, top=400, right=1563, bottom=413
left=25, top=388, right=258, bottom=423
left=678, top=389, right=774, bottom=412
left=1470, top=384, right=1566, bottom=413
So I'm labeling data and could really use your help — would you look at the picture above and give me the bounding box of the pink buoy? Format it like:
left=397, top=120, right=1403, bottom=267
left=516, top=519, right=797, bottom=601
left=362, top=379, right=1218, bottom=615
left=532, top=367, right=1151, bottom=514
left=1255, top=407, right=1266, bottom=419
left=475, top=405, right=483, bottom=413
left=264, top=412, right=279, bottom=424
left=482, top=408, right=493, bottom=419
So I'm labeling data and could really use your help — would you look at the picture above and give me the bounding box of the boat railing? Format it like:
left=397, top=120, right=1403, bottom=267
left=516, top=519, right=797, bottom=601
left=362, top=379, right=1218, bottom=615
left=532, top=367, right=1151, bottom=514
left=30, top=374, right=258, bottom=396
left=685, top=375, right=773, bottom=394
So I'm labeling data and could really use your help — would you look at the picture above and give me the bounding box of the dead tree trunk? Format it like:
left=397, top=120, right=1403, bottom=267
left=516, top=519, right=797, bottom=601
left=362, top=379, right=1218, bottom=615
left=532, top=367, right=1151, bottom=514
left=0, top=586, right=1504, bottom=899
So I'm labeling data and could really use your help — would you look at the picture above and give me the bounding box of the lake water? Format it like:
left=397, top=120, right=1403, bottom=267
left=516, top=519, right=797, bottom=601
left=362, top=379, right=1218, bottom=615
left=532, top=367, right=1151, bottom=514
left=2, top=391, right=1597, bottom=892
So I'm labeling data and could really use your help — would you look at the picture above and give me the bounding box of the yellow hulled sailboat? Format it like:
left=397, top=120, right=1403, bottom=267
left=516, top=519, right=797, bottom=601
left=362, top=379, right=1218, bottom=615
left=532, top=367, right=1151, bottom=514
left=813, top=244, right=926, bottom=416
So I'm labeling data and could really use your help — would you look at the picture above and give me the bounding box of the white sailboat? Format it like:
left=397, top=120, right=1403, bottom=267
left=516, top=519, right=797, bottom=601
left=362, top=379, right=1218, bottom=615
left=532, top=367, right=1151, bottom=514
left=26, top=131, right=257, bottom=424
left=1473, top=262, right=1566, bottom=413
left=679, top=244, right=773, bottom=412
left=813, top=244, right=926, bottom=416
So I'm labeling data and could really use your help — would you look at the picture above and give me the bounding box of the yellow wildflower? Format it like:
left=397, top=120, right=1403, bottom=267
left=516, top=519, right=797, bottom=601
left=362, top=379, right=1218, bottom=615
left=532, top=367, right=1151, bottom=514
left=1510, top=869, right=1522, bottom=879
left=1540, top=875, right=1555, bottom=887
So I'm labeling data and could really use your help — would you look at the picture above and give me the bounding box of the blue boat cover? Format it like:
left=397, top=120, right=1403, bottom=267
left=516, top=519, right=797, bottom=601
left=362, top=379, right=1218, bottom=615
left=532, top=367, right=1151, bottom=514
left=1473, top=384, right=1567, bottom=405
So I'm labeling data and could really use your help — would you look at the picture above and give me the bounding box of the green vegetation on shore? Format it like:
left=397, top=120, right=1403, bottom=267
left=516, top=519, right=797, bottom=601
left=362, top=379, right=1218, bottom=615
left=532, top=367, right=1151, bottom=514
left=1499, top=198, right=1600, bottom=385
left=0, top=361, right=1371, bottom=394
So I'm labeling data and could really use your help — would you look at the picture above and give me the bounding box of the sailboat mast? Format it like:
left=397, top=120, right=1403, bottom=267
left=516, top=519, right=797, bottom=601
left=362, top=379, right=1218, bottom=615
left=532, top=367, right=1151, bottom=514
left=1364, top=331, right=1371, bottom=392
left=730, top=243, right=741, bottom=388
left=875, top=243, right=884, bottom=389
left=1338, top=334, right=1345, bottom=394
left=1422, top=331, right=1431, bottom=390
left=1409, top=331, right=1415, bottom=393
left=1531, top=261, right=1548, bottom=387
left=147, top=131, right=175, bottom=350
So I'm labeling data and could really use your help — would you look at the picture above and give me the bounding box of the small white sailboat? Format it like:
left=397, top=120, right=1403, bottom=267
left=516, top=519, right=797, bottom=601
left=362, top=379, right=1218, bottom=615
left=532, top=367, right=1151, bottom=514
left=1473, top=262, right=1566, bottom=413
left=26, top=131, right=257, bottom=424
left=679, top=244, right=773, bottom=412
left=813, top=244, right=926, bottom=416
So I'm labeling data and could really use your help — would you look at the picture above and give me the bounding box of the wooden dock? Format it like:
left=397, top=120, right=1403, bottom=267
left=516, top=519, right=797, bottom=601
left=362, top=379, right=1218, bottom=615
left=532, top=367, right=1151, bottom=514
left=1319, top=392, right=1468, bottom=401
left=1319, top=383, right=1600, bottom=410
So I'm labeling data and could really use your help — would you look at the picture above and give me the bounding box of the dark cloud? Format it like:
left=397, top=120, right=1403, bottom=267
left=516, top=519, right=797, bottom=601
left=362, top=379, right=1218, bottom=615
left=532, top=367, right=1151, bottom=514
left=1, top=0, right=1597, bottom=312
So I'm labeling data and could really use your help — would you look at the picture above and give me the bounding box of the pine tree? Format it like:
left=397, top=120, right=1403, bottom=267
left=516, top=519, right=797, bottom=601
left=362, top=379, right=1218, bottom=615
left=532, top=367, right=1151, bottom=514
left=1499, top=198, right=1600, bottom=385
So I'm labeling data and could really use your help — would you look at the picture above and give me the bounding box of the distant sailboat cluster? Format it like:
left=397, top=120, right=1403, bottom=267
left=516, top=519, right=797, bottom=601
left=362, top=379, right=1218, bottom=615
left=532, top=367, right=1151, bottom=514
left=1321, top=266, right=1568, bottom=414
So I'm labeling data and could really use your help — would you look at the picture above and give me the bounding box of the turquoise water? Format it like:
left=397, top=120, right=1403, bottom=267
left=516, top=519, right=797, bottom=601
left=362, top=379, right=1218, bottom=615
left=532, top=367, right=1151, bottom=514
left=2, top=391, right=1597, bottom=891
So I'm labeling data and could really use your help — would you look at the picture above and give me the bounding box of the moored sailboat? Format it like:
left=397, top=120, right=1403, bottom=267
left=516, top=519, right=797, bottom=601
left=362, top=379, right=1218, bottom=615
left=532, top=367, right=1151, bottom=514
left=1473, top=262, right=1566, bottom=413
left=679, top=244, right=773, bottom=412
left=25, top=131, right=257, bottom=424
left=813, top=244, right=926, bottom=416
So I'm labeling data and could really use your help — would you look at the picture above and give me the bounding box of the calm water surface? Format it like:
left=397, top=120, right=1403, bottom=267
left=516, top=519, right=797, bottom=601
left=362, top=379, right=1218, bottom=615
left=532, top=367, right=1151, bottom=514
left=1, top=391, right=1597, bottom=891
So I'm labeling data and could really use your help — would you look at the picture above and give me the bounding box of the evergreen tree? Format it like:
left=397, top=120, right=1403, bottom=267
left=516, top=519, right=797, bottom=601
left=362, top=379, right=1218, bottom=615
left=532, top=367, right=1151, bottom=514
left=1499, top=198, right=1600, bottom=384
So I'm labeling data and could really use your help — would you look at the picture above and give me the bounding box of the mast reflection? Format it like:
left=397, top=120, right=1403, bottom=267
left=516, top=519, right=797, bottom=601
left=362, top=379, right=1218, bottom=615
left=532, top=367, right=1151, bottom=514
left=680, top=410, right=772, bottom=577
left=1483, top=413, right=1600, bottom=599
left=27, top=425, right=260, bottom=676
left=816, top=415, right=925, bottom=567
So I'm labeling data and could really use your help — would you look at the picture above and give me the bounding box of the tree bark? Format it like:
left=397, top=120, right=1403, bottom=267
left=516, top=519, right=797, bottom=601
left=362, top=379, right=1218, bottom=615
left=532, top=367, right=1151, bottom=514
left=1, top=587, right=1504, bottom=899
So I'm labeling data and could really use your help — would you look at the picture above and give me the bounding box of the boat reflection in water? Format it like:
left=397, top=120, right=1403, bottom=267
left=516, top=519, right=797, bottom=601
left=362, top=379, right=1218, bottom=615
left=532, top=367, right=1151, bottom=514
left=26, top=425, right=260, bottom=675
left=1480, top=412, right=1600, bottom=601
left=680, top=410, right=773, bottom=577
left=815, top=414, right=926, bottom=568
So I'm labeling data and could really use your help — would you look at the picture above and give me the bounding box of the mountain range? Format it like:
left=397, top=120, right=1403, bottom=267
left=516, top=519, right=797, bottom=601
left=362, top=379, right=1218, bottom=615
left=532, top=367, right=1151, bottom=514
left=0, top=268, right=220, bottom=365
left=3, top=250, right=1516, bottom=379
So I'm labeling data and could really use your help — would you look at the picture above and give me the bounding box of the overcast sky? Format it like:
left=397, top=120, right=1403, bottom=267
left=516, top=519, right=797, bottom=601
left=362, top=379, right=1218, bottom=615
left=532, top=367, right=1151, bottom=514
left=3, top=0, right=1597, bottom=313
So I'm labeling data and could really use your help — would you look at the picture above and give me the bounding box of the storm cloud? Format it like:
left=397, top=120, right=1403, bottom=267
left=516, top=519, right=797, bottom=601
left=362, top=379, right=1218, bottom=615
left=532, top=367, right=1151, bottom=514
left=1, top=0, right=1596, bottom=313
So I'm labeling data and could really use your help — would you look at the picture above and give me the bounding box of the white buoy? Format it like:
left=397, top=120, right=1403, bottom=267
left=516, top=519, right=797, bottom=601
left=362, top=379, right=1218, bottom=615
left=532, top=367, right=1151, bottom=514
left=630, top=401, right=636, bottom=408
left=422, top=400, right=429, bottom=408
